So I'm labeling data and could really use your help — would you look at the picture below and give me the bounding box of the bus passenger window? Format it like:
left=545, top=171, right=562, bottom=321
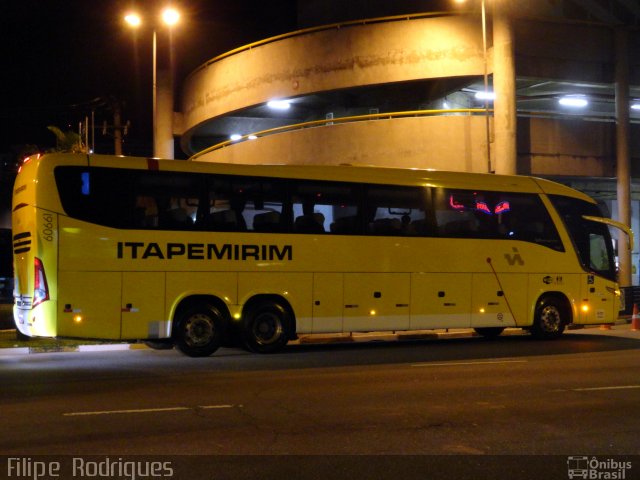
left=292, top=181, right=357, bottom=235
left=160, top=197, right=194, bottom=230
left=134, top=196, right=158, bottom=228
left=365, top=185, right=427, bottom=236
left=293, top=201, right=325, bottom=233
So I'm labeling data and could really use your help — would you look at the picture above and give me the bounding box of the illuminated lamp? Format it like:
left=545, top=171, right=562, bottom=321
left=558, top=95, right=588, bottom=107
left=267, top=100, right=291, bottom=110
left=475, top=91, right=495, bottom=101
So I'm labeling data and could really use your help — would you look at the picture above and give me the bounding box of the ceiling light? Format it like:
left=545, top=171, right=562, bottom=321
left=559, top=95, right=588, bottom=107
left=475, top=91, right=495, bottom=101
left=267, top=100, right=291, bottom=110
left=631, top=102, right=640, bottom=111
left=229, top=134, right=242, bottom=141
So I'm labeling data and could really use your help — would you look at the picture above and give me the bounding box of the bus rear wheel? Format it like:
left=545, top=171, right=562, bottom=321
left=173, top=303, right=224, bottom=357
left=242, top=301, right=291, bottom=354
left=530, top=297, right=567, bottom=340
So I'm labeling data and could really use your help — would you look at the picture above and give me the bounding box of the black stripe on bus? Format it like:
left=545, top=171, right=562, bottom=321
left=13, top=240, right=31, bottom=248
left=13, top=232, right=31, bottom=241
left=14, top=247, right=31, bottom=254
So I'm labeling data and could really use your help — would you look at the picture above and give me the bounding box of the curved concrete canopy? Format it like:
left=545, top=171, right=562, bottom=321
left=181, top=14, right=486, bottom=153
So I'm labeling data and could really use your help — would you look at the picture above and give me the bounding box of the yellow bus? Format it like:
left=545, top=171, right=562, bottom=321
left=12, top=153, right=631, bottom=356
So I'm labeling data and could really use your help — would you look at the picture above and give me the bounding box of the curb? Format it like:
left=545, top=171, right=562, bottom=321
left=0, top=328, right=502, bottom=356
left=0, top=324, right=636, bottom=356
left=292, top=327, right=526, bottom=345
left=0, top=341, right=145, bottom=357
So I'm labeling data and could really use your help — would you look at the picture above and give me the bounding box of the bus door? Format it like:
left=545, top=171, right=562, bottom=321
left=342, top=273, right=410, bottom=331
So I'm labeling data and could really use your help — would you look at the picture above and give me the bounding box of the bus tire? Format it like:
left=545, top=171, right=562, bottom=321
left=474, top=327, right=505, bottom=338
left=530, top=296, right=567, bottom=340
left=173, top=303, right=224, bottom=357
left=242, top=301, right=291, bottom=354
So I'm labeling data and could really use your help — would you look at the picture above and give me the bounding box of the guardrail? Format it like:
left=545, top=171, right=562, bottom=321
left=187, top=11, right=462, bottom=79
left=189, top=108, right=490, bottom=161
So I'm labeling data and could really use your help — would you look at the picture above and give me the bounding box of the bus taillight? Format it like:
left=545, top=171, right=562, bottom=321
left=33, top=257, right=50, bottom=307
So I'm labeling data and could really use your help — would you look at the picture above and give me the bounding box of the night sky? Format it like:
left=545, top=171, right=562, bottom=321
left=2, top=0, right=297, bottom=157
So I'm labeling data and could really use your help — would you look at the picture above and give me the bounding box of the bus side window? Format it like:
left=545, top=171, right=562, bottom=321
left=158, top=197, right=196, bottom=230
left=365, top=185, right=428, bottom=236
left=134, top=196, right=158, bottom=228
left=292, top=181, right=356, bottom=235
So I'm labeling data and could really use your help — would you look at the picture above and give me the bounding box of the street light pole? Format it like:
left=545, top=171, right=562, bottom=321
left=480, top=0, right=492, bottom=173
left=152, top=28, right=158, bottom=157
left=125, top=8, right=179, bottom=159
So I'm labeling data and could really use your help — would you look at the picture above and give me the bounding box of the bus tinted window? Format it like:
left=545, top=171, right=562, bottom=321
left=206, top=176, right=287, bottom=232
left=433, top=188, right=564, bottom=250
left=55, top=166, right=561, bottom=249
left=55, top=167, right=136, bottom=229
left=55, top=167, right=206, bottom=230
left=365, top=185, right=428, bottom=236
left=549, top=195, right=616, bottom=280
left=291, top=181, right=360, bottom=235
left=137, top=170, right=203, bottom=230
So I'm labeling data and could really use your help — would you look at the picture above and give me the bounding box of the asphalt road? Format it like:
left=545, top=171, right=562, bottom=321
left=1, top=329, right=638, bottom=479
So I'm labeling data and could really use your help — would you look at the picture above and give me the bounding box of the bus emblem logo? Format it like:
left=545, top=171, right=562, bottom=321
left=504, top=248, right=524, bottom=266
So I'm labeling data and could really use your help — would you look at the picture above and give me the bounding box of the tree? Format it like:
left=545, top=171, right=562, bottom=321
left=46, top=126, right=86, bottom=153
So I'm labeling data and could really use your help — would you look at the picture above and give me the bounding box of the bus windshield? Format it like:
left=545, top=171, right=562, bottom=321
left=549, top=195, right=616, bottom=281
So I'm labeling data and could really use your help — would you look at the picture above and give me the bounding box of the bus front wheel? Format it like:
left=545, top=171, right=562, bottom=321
left=530, top=297, right=567, bottom=340
left=173, top=303, right=224, bottom=357
left=242, top=301, right=291, bottom=354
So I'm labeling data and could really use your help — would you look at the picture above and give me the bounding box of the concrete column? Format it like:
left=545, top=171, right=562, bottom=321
left=155, top=69, right=175, bottom=159
left=113, top=103, right=123, bottom=156
left=615, top=28, right=632, bottom=287
left=492, top=3, right=517, bottom=175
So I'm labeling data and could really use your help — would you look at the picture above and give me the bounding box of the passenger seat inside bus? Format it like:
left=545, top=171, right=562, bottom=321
left=208, top=210, right=246, bottom=231
left=294, top=213, right=325, bottom=233
left=164, top=207, right=193, bottom=229
left=253, top=211, right=281, bottom=232
left=330, top=216, right=359, bottom=234
left=369, top=218, right=402, bottom=235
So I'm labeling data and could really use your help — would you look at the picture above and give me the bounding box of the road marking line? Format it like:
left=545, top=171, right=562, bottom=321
left=64, top=407, right=191, bottom=417
left=411, top=360, right=527, bottom=368
left=571, top=385, right=640, bottom=392
left=63, top=404, right=240, bottom=417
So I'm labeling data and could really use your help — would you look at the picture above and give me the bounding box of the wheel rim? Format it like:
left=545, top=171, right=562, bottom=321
left=539, top=305, right=562, bottom=333
left=183, top=313, right=215, bottom=347
left=252, top=311, right=283, bottom=346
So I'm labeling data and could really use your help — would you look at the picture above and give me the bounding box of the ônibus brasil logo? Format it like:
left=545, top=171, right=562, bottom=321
left=567, top=456, right=633, bottom=480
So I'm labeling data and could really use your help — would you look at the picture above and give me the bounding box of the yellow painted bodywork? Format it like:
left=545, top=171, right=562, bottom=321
left=11, top=153, right=622, bottom=340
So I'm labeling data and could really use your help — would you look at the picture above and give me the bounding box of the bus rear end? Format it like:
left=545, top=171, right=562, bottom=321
left=12, top=154, right=60, bottom=338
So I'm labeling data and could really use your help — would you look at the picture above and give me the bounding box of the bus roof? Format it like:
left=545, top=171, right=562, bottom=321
left=22, top=153, right=594, bottom=202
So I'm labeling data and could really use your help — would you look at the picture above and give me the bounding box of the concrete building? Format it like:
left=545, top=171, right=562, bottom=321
left=172, top=0, right=640, bottom=283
